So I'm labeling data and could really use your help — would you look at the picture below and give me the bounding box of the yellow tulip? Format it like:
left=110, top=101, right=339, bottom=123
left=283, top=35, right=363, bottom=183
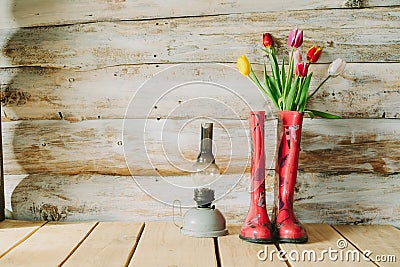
left=237, top=55, right=250, bottom=76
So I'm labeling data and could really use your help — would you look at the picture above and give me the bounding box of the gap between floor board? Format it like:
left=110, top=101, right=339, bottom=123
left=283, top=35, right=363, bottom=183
left=0, top=221, right=48, bottom=259
left=124, top=222, right=146, bottom=267
left=330, top=225, right=380, bottom=267
left=58, top=222, right=100, bottom=267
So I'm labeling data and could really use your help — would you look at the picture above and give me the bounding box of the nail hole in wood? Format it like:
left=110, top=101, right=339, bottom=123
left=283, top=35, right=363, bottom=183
left=117, top=141, right=123, bottom=146
left=156, top=116, right=161, bottom=120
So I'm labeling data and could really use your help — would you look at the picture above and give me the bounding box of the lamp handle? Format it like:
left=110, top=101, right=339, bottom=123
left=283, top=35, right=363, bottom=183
left=172, top=199, right=182, bottom=229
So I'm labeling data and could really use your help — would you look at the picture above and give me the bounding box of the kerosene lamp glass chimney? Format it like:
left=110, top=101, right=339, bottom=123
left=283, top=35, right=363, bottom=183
left=191, top=123, right=220, bottom=187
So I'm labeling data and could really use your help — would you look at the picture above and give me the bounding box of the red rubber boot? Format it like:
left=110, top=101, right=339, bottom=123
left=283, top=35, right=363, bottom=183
left=273, top=111, right=308, bottom=243
left=239, top=111, right=273, bottom=243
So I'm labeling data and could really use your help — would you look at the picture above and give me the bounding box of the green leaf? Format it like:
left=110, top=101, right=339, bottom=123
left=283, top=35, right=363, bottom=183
left=283, top=48, right=294, bottom=99
left=269, top=52, right=282, bottom=92
left=267, top=75, right=280, bottom=100
left=263, top=60, right=268, bottom=87
left=280, top=57, right=286, bottom=94
left=284, top=58, right=294, bottom=99
left=304, top=110, right=315, bottom=119
left=252, top=66, right=279, bottom=110
left=265, top=78, right=280, bottom=109
left=297, top=73, right=313, bottom=112
left=285, top=76, right=300, bottom=110
left=305, top=109, right=341, bottom=119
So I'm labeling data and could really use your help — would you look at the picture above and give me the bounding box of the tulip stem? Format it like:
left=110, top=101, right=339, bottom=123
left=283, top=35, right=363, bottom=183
left=308, top=75, right=331, bottom=99
left=249, top=68, right=280, bottom=110
left=283, top=48, right=295, bottom=109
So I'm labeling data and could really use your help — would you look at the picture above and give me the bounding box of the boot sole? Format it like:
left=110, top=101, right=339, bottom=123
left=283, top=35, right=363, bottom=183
left=278, top=237, right=308, bottom=243
left=239, top=235, right=274, bottom=244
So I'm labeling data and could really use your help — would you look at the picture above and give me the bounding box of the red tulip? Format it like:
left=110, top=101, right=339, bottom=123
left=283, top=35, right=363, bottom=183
left=306, top=46, right=322, bottom=63
left=295, top=62, right=308, bottom=77
left=262, top=33, right=274, bottom=48
left=287, top=28, right=303, bottom=48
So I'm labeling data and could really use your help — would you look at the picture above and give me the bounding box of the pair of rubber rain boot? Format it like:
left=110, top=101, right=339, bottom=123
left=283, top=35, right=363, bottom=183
left=239, top=111, right=307, bottom=244
left=238, top=178, right=308, bottom=244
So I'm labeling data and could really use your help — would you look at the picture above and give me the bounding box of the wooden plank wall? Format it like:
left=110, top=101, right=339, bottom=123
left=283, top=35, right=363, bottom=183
left=0, top=0, right=399, bottom=226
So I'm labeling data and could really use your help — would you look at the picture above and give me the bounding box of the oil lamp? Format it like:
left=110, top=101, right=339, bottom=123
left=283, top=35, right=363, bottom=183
left=176, top=123, right=228, bottom=237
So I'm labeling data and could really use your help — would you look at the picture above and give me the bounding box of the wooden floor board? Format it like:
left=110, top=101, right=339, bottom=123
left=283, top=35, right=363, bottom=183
left=218, top=225, right=286, bottom=267
left=128, top=222, right=217, bottom=267
left=334, top=225, right=399, bottom=267
left=0, top=220, right=46, bottom=258
left=62, top=222, right=144, bottom=267
left=0, top=221, right=97, bottom=267
left=0, top=220, right=397, bottom=266
left=279, top=224, right=377, bottom=267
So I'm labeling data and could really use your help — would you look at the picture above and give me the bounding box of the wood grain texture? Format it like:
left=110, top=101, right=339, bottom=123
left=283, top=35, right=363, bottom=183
left=333, top=225, right=399, bottom=266
left=2, top=118, right=399, bottom=176
left=0, top=220, right=46, bottom=258
left=1, top=0, right=399, bottom=29
left=1, top=63, right=399, bottom=121
left=0, top=221, right=97, bottom=266
left=128, top=222, right=217, bottom=267
left=1, top=1, right=399, bottom=226
left=218, top=225, right=286, bottom=267
left=2, top=7, right=400, bottom=70
left=5, top=173, right=399, bottom=227
left=63, top=222, right=144, bottom=267
left=279, top=224, right=376, bottom=267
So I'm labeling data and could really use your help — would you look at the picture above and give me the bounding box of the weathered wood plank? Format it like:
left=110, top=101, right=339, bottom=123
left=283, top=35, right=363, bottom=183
left=218, top=225, right=286, bottom=267
left=0, top=64, right=272, bottom=120
left=293, top=173, right=400, bottom=227
left=0, top=220, right=46, bottom=258
left=63, top=222, right=144, bottom=267
left=1, top=63, right=399, bottom=120
left=128, top=222, right=216, bottom=267
left=1, top=7, right=399, bottom=69
left=1, top=0, right=399, bottom=29
left=2, top=118, right=400, bottom=176
left=0, top=221, right=97, bottom=266
left=279, top=224, right=376, bottom=266
left=5, top=172, right=399, bottom=227
left=1, top=118, right=254, bottom=176
left=333, top=225, right=399, bottom=266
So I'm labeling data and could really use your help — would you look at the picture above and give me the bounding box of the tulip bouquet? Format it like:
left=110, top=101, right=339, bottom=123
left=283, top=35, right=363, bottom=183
left=237, top=28, right=346, bottom=118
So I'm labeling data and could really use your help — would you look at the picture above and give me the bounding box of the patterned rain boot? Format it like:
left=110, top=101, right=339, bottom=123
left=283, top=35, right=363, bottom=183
left=273, top=111, right=308, bottom=243
left=239, top=111, right=273, bottom=243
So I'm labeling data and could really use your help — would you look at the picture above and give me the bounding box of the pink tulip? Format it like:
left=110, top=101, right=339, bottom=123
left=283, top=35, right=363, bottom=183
left=295, top=62, right=308, bottom=77
left=287, top=28, right=303, bottom=48
left=293, top=50, right=302, bottom=67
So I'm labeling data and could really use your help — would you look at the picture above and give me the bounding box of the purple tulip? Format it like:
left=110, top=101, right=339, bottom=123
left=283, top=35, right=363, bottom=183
left=287, top=28, right=303, bottom=48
